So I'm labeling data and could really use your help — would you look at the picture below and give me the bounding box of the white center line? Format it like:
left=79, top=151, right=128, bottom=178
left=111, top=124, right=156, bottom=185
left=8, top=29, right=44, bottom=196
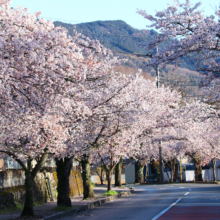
left=151, top=198, right=182, bottom=220
left=184, top=192, right=189, bottom=195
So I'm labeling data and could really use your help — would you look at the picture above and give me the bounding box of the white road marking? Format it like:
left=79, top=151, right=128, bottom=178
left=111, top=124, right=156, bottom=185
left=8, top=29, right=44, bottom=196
left=184, top=192, right=189, bottom=195
left=151, top=198, right=182, bottom=220
left=180, top=187, right=185, bottom=188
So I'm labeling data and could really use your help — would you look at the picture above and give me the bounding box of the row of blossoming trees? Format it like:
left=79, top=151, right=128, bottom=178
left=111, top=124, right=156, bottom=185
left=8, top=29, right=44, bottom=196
left=136, top=0, right=220, bottom=180
left=1, top=0, right=220, bottom=217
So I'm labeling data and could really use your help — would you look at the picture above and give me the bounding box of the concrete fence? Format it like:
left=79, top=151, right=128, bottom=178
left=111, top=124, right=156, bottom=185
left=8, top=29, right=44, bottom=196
left=163, top=169, right=220, bottom=182
left=186, top=169, right=220, bottom=181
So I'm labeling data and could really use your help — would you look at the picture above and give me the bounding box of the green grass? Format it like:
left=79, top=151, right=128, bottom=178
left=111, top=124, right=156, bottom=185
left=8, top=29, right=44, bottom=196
left=103, top=190, right=118, bottom=196
left=53, top=205, right=74, bottom=211
left=0, top=204, right=23, bottom=215
left=0, top=200, right=50, bottom=215
left=91, top=182, right=96, bottom=188
left=34, top=201, right=45, bottom=207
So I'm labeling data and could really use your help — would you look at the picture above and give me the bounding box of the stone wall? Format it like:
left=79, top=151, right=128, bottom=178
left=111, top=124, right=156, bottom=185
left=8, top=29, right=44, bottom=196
left=0, top=186, right=25, bottom=209
left=0, top=168, right=83, bottom=208
left=69, top=169, right=83, bottom=196
left=34, top=171, right=58, bottom=202
left=53, top=169, right=83, bottom=197
left=0, top=170, right=25, bottom=189
left=0, top=159, right=4, bottom=169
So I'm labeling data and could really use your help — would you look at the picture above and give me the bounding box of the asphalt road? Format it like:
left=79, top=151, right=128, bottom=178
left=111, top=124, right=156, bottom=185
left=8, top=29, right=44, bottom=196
left=58, top=184, right=220, bottom=220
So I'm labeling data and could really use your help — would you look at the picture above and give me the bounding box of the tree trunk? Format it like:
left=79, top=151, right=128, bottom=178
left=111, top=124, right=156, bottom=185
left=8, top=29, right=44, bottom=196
left=186, top=153, right=203, bottom=182
left=115, top=158, right=122, bottom=187
left=194, top=160, right=203, bottom=181
left=56, top=157, right=73, bottom=207
left=170, top=159, right=177, bottom=183
left=171, top=161, right=174, bottom=183
left=107, top=170, right=112, bottom=191
left=212, top=158, right=216, bottom=182
left=1, top=148, right=48, bottom=217
left=20, top=150, right=48, bottom=217
left=145, top=165, right=148, bottom=182
left=100, top=167, right=104, bottom=185
left=81, top=156, right=95, bottom=199
left=106, top=169, right=109, bottom=181
left=21, top=170, right=34, bottom=216
left=96, top=165, right=104, bottom=185
left=135, top=161, right=144, bottom=183
left=174, top=163, right=178, bottom=181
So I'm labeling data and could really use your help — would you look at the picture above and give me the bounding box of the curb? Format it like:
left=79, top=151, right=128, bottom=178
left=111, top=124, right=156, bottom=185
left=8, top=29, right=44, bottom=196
left=44, top=190, right=133, bottom=220
left=140, top=182, right=220, bottom=185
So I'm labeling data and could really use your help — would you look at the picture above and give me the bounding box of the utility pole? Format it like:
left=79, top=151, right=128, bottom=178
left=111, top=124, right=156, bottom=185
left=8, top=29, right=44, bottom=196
left=156, top=46, right=164, bottom=184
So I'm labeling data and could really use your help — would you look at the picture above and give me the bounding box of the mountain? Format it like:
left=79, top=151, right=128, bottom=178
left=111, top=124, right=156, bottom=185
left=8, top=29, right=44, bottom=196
left=54, top=20, right=157, bottom=54
left=54, top=20, right=196, bottom=71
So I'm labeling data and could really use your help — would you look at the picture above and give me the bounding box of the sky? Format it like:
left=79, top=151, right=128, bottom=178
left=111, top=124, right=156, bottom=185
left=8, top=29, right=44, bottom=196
left=10, top=0, right=220, bottom=30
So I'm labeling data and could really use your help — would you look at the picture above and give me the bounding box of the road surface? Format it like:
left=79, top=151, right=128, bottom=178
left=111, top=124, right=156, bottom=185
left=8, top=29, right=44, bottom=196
left=58, top=183, right=220, bottom=220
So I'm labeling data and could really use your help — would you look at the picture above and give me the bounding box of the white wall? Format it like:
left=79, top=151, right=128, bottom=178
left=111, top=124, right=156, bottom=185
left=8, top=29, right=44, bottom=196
left=184, top=169, right=220, bottom=181
left=185, top=170, right=194, bottom=181
left=91, top=174, right=125, bottom=184
left=125, top=164, right=135, bottom=184
left=163, top=172, right=171, bottom=182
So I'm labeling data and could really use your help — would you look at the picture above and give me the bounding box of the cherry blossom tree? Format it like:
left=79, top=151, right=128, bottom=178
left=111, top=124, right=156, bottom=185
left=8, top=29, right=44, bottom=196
left=130, top=84, right=183, bottom=183
left=0, top=111, right=69, bottom=216
left=0, top=0, right=118, bottom=214
left=137, top=0, right=220, bottom=95
left=184, top=107, right=220, bottom=181
left=0, top=0, right=115, bottom=115
left=72, top=72, right=137, bottom=194
left=198, top=118, right=220, bottom=182
left=137, top=1, right=220, bottom=181
left=89, top=72, right=183, bottom=189
left=170, top=100, right=220, bottom=181
left=161, top=141, right=186, bottom=182
left=55, top=54, right=123, bottom=200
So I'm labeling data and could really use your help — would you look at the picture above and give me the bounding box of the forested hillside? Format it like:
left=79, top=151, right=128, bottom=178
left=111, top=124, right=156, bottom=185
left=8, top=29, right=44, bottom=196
left=55, top=20, right=156, bottom=54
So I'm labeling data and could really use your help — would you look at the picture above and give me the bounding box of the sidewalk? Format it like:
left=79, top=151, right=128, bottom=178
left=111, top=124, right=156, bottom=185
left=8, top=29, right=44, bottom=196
left=0, top=186, right=132, bottom=220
